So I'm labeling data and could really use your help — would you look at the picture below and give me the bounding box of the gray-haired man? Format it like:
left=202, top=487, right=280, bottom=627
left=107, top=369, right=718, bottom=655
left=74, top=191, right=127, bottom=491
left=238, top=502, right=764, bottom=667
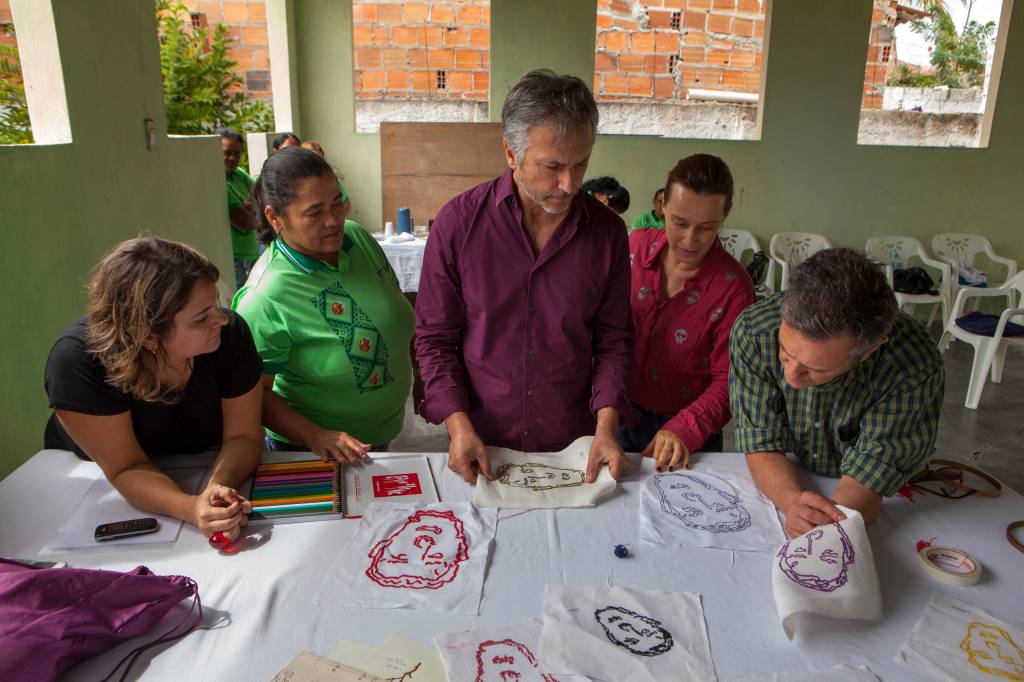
left=415, top=69, right=633, bottom=485
left=729, top=248, right=944, bottom=537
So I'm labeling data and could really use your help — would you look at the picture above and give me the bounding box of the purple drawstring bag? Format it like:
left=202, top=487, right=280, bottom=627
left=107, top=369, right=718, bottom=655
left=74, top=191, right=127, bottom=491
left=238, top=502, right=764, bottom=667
left=0, top=558, right=201, bottom=682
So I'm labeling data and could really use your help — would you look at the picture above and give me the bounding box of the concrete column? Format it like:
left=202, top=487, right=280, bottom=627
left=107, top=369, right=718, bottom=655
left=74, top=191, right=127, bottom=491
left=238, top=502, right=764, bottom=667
left=9, top=0, right=71, bottom=144
left=266, top=0, right=301, bottom=134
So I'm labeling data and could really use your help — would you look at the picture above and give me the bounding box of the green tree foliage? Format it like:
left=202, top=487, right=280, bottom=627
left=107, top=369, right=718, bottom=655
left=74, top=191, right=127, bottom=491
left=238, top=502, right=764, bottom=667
left=0, top=22, right=33, bottom=144
left=888, top=64, right=937, bottom=88
left=157, top=0, right=273, bottom=134
left=908, top=0, right=997, bottom=89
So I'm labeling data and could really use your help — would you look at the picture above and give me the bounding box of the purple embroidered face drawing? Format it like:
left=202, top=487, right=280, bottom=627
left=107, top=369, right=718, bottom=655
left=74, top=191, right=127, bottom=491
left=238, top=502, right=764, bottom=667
left=777, top=522, right=855, bottom=592
left=654, top=472, right=752, bottom=533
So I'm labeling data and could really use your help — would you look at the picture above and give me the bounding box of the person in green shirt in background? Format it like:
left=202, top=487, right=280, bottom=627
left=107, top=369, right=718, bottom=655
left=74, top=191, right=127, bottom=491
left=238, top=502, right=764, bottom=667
left=233, top=148, right=415, bottom=462
left=630, top=188, right=666, bottom=232
left=220, top=128, right=260, bottom=289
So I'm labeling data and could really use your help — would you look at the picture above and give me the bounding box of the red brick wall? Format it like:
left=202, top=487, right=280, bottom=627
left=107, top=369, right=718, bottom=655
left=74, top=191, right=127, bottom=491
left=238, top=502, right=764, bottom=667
left=594, top=0, right=767, bottom=102
left=863, top=0, right=898, bottom=110
left=352, top=1, right=490, bottom=101
left=181, top=0, right=271, bottom=100
left=0, top=1, right=16, bottom=49
left=595, top=0, right=894, bottom=109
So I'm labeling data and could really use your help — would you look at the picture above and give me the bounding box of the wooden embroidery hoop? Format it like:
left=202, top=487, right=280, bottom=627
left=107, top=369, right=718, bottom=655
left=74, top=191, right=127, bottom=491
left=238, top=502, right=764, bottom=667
left=907, top=459, right=1002, bottom=499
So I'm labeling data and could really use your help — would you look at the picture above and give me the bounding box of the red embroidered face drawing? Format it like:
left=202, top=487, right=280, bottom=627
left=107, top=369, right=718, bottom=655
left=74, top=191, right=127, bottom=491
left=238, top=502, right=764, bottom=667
left=366, top=509, right=469, bottom=589
left=474, top=639, right=557, bottom=682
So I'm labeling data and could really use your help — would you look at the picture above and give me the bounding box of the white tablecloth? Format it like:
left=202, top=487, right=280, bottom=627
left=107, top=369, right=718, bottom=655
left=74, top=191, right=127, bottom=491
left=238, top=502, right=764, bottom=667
left=380, top=239, right=427, bottom=293
left=1, top=450, right=1022, bottom=681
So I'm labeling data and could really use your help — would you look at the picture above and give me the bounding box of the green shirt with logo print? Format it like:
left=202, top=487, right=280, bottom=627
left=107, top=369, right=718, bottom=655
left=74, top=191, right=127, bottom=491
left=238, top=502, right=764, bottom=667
left=232, top=221, right=414, bottom=445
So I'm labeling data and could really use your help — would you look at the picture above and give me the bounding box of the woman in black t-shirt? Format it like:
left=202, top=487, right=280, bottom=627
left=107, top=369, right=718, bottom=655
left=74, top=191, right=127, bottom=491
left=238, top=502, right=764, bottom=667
left=44, top=237, right=264, bottom=541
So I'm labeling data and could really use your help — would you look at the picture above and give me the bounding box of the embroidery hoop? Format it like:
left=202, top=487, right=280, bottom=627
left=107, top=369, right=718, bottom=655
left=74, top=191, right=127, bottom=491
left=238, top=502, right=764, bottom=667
left=907, top=459, right=1002, bottom=499
left=1008, top=521, right=1024, bottom=555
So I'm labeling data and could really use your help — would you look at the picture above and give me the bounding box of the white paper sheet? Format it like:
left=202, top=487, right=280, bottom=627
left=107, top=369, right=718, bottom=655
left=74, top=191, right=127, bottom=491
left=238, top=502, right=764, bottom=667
left=435, top=618, right=590, bottom=682
left=328, top=641, right=378, bottom=669
left=353, top=635, right=447, bottom=682
left=639, top=468, right=785, bottom=553
left=771, top=506, right=882, bottom=639
left=272, top=652, right=385, bottom=682
left=539, top=585, right=716, bottom=682
left=898, top=592, right=1024, bottom=681
left=314, top=501, right=496, bottom=616
left=474, top=437, right=616, bottom=509
left=342, top=455, right=439, bottom=517
left=45, top=466, right=207, bottom=550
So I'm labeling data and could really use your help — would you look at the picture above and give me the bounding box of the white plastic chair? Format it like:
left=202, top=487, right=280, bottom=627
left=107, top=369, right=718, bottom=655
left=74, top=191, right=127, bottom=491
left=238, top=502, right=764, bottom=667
left=865, top=236, right=951, bottom=328
left=769, top=232, right=833, bottom=291
left=938, top=271, right=1024, bottom=409
left=719, top=229, right=774, bottom=294
left=931, top=233, right=1018, bottom=306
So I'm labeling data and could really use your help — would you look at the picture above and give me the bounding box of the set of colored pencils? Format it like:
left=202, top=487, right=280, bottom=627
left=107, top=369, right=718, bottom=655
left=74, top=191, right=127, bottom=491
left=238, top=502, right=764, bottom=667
left=249, top=460, right=343, bottom=521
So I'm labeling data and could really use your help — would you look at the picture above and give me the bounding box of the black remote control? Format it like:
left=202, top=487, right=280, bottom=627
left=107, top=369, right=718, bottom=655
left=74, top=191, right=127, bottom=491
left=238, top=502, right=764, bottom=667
left=94, top=517, right=160, bottom=541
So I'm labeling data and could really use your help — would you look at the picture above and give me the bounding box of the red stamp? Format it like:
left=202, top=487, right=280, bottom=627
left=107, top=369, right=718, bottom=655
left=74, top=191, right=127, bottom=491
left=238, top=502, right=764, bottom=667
left=474, top=639, right=556, bottom=682
left=372, top=473, right=422, bottom=498
left=366, top=509, right=468, bottom=590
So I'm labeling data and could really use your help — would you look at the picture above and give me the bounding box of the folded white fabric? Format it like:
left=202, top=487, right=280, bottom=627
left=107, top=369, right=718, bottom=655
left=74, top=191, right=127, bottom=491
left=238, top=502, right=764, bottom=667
left=313, top=501, right=496, bottom=615
left=539, top=585, right=716, bottom=682
left=639, top=468, right=785, bottom=553
left=435, top=618, right=590, bottom=682
left=474, top=436, right=616, bottom=509
left=771, top=505, right=881, bottom=639
left=898, top=592, right=1024, bottom=681
left=385, top=232, right=415, bottom=244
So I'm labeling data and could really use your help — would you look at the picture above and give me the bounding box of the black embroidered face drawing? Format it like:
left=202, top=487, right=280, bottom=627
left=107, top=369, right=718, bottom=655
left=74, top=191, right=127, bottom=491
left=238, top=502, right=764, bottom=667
left=495, top=463, right=585, bottom=491
left=594, top=606, right=674, bottom=656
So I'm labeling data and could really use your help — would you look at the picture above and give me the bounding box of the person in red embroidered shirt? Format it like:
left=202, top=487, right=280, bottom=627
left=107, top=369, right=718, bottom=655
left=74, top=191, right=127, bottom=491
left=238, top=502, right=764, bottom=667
left=619, top=154, right=755, bottom=471
left=415, top=69, right=634, bottom=485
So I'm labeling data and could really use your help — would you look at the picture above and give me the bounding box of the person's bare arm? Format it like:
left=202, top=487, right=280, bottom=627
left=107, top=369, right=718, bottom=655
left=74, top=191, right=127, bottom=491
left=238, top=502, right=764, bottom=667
left=746, top=451, right=846, bottom=538
left=229, top=204, right=256, bottom=233
left=259, top=375, right=370, bottom=463
left=586, top=407, right=629, bottom=482
left=209, top=380, right=263, bottom=489
left=445, top=411, right=492, bottom=484
left=54, top=410, right=248, bottom=538
left=830, top=475, right=883, bottom=526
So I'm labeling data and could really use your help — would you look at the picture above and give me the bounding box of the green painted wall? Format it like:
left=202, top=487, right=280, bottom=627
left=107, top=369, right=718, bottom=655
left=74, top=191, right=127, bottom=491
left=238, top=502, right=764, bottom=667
left=489, top=0, right=597, bottom=115
left=292, top=0, right=383, bottom=230
left=0, top=0, right=234, bottom=478
left=297, top=0, right=1023, bottom=278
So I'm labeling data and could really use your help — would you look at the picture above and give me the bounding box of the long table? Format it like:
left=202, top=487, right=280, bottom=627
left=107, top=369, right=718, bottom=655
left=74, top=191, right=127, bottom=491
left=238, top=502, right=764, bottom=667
left=1, top=450, right=1022, bottom=681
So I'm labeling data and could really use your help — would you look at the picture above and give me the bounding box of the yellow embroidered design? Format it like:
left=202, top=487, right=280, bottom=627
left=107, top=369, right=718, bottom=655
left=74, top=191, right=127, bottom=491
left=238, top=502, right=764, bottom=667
left=961, top=622, right=1024, bottom=680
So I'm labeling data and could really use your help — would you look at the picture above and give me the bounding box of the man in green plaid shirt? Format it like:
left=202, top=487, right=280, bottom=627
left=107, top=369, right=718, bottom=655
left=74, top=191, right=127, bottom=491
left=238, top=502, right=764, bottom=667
left=729, top=248, right=943, bottom=537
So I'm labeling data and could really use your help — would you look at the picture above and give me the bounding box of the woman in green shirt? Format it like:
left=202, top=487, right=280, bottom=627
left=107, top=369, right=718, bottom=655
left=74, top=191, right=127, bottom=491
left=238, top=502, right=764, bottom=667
left=233, top=149, right=415, bottom=462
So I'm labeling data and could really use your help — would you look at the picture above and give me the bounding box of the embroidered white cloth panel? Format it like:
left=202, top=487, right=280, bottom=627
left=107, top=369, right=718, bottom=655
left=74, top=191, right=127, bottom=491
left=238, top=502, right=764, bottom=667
left=475, top=437, right=617, bottom=509
left=314, top=501, right=496, bottom=616
left=639, top=468, right=786, bottom=553
left=539, top=585, right=716, bottom=682
left=771, top=505, right=882, bottom=639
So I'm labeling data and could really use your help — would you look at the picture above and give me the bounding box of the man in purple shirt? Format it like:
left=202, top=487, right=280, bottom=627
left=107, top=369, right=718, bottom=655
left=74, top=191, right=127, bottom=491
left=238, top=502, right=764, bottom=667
left=415, top=69, right=634, bottom=484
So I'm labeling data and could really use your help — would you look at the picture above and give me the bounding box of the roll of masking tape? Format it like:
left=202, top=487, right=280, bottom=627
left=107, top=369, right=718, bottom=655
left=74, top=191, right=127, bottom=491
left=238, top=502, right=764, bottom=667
left=918, top=545, right=982, bottom=586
